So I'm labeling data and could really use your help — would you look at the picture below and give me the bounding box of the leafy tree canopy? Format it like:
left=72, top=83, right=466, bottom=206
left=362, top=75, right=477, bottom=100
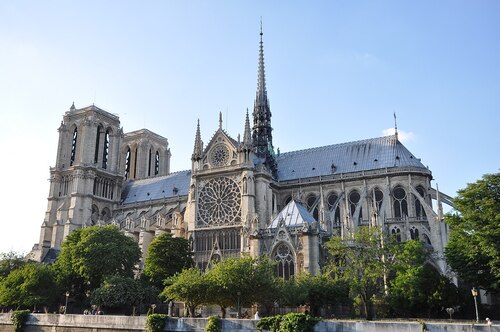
left=0, top=251, right=26, bottom=280
left=53, top=225, right=141, bottom=295
left=0, top=262, right=59, bottom=310
left=143, top=233, right=194, bottom=288
left=161, top=267, right=210, bottom=317
left=445, top=172, right=500, bottom=293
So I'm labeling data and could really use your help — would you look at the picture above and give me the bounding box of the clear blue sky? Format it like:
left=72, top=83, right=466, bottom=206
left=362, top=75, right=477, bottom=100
left=1, top=1, right=499, bottom=254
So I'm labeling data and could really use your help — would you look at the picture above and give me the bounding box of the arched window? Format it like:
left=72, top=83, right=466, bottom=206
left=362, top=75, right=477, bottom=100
left=306, top=194, right=319, bottom=221
left=284, top=195, right=292, bottom=206
left=94, top=125, right=102, bottom=164
left=148, top=149, right=152, bottom=177
left=155, top=151, right=160, bottom=175
left=70, top=127, right=78, bottom=166
left=274, top=242, right=295, bottom=279
left=124, top=147, right=131, bottom=180
left=91, top=204, right=99, bottom=225
left=415, top=186, right=427, bottom=219
left=327, top=192, right=341, bottom=226
left=393, top=186, right=408, bottom=218
left=102, top=129, right=110, bottom=169
left=349, top=190, right=363, bottom=224
left=391, top=227, right=402, bottom=242
left=374, top=188, right=384, bottom=212
left=410, top=226, right=419, bottom=240
left=133, top=148, right=138, bottom=179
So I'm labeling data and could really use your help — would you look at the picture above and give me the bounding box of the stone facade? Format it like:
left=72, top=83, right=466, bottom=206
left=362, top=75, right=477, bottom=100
left=30, top=29, right=453, bottom=278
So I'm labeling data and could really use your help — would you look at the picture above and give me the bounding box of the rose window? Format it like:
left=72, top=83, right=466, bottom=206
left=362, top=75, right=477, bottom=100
left=209, top=144, right=230, bottom=167
left=197, top=177, right=241, bottom=225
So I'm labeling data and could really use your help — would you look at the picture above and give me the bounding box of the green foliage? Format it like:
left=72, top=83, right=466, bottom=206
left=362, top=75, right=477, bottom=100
left=279, top=313, right=320, bottom=332
left=91, top=275, right=158, bottom=312
left=257, top=315, right=282, bottom=332
left=257, top=313, right=320, bottom=332
left=295, top=273, right=349, bottom=316
left=444, top=172, right=500, bottom=293
left=205, top=315, right=221, bottom=332
left=325, top=227, right=394, bottom=319
left=145, top=313, right=168, bottom=332
left=53, top=225, right=141, bottom=299
left=0, top=251, right=26, bottom=280
left=11, top=310, right=30, bottom=332
left=206, top=256, right=276, bottom=317
left=162, top=267, right=210, bottom=317
left=144, top=233, right=194, bottom=289
left=0, top=262, right=58, bottom=309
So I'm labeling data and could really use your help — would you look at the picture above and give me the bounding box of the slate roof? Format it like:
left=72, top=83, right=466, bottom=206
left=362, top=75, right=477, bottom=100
left=121, top=170, right=191, bottom=205
left=268, top=200, right=317, bottom=228
left=276, top=135, right=427, bottom=181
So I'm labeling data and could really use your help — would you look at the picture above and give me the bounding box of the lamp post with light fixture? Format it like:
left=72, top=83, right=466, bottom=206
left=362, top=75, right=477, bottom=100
left=64, top=291, right=69, bottom=314
left=471, top=287, right=479, bottom=323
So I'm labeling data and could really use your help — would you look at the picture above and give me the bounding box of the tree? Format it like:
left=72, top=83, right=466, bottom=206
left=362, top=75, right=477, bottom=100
left=161, top=267, right=210, bottom=317
left=0, top=252, right=26, bottom=281
left=53, top=225, right=141, bottom=299
left=297, top=273, right=349, bottom=317
left=445, top=173, right=500, bottom=293
left=143, top=233, right=194, bottom=289
left=0, top=262, right=59, bottom=310
left=324, top=227, right=395, bottom=319
left=91, top=275, right=158, bottom=315
left=206, top=256, right=276, bottom=318
left=389, top=240, right=460, bottom=318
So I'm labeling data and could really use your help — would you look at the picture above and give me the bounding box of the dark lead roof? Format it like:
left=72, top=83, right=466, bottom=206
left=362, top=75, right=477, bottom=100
left=276, top=135, right=427, bottom=181
left=121, top=170, right=191, bottom=205
left=120, top=135, right=427, bottom=204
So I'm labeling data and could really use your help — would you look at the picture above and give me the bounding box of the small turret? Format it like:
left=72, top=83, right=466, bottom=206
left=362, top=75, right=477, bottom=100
left=191, top=119, right=203, bottom=161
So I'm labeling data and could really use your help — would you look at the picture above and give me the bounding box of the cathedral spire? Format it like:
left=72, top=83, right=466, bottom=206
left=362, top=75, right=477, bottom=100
left=192, top=119, right=203, bottom=161
left=242, top=109, right=252, bottom=149
left=252, top=21, right=274, bottom=170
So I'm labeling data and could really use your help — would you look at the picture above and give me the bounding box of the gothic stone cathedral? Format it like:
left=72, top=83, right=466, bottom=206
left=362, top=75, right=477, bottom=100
left=30, top=30, right=453, bottom=278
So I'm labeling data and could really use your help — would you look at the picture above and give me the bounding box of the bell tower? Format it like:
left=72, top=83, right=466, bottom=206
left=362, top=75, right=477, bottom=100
left=34, top=104, right=123, bottom=261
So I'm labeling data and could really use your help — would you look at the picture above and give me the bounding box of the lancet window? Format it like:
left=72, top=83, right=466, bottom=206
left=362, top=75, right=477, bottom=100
left=273, top=243, right=295, bottom=279
left=148, top=149, right=152, bottom=177
left=373, top=188, right=384, bottom=212
left=70, top=127, right=78, bottom=166
left=306, top=194, right=319, bottom=221
left=349, top=190, right=363, bottom=224
left=415, top=186, right=427, bottom=219
left=94, top=125, right=102, bottom=164
left=410, top=226, right=420, bottom=240
left=102, top=129, right=110, bottom=169
left=391, top=226, right=402, bottom=242
left=124, top=147, right=131, bottom=180
left=327, top=192, right=341, bottom=227
left=393, top=186, right=408, bottom=219
left=155, top=151, right=160, bottom=175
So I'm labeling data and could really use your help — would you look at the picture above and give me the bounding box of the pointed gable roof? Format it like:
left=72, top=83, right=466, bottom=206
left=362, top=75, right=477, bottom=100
left=276, top=135, right=429, bottom=181
left=268, top=200, right=316, bottom=229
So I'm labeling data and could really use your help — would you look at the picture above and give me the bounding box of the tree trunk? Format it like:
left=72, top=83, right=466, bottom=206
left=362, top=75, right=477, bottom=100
left=220, top=306, right=226, bottom=318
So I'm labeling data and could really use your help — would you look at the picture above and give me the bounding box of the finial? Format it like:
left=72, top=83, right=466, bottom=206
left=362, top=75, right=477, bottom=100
left=70, top=102, right=76, bottom=111
left=394, top=112, right=398, bottom=140
left=219, top=112, right=223, bottom=130
left=260, top=17, right=263, bottom=36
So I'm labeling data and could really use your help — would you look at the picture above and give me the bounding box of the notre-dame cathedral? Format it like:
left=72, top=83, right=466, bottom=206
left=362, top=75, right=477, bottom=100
left=30, top=29, right=453, bottom=278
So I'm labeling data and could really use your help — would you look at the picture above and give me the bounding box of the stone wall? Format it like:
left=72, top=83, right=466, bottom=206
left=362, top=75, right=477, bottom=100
left=0, top=313, right=498, bottom=332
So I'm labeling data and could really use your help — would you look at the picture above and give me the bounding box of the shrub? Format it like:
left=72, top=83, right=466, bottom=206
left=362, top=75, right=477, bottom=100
left=257, top=313, right=320, bottom=332
left=279, top=313, right=320, bottom=332
left=146, top=313, right=168, bottom=332
left=257, top=315, right=282, bottom=332
left=205, top=315, right=221, bottom=332
left=11, top=310, right=31, bottom=332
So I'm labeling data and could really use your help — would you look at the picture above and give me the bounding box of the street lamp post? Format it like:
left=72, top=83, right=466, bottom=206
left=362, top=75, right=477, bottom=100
left=471, top=287, right=479, bottom=323
left=64, top=291, right=70, bottom=314
left=236, top=291, right=241, bottom=319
